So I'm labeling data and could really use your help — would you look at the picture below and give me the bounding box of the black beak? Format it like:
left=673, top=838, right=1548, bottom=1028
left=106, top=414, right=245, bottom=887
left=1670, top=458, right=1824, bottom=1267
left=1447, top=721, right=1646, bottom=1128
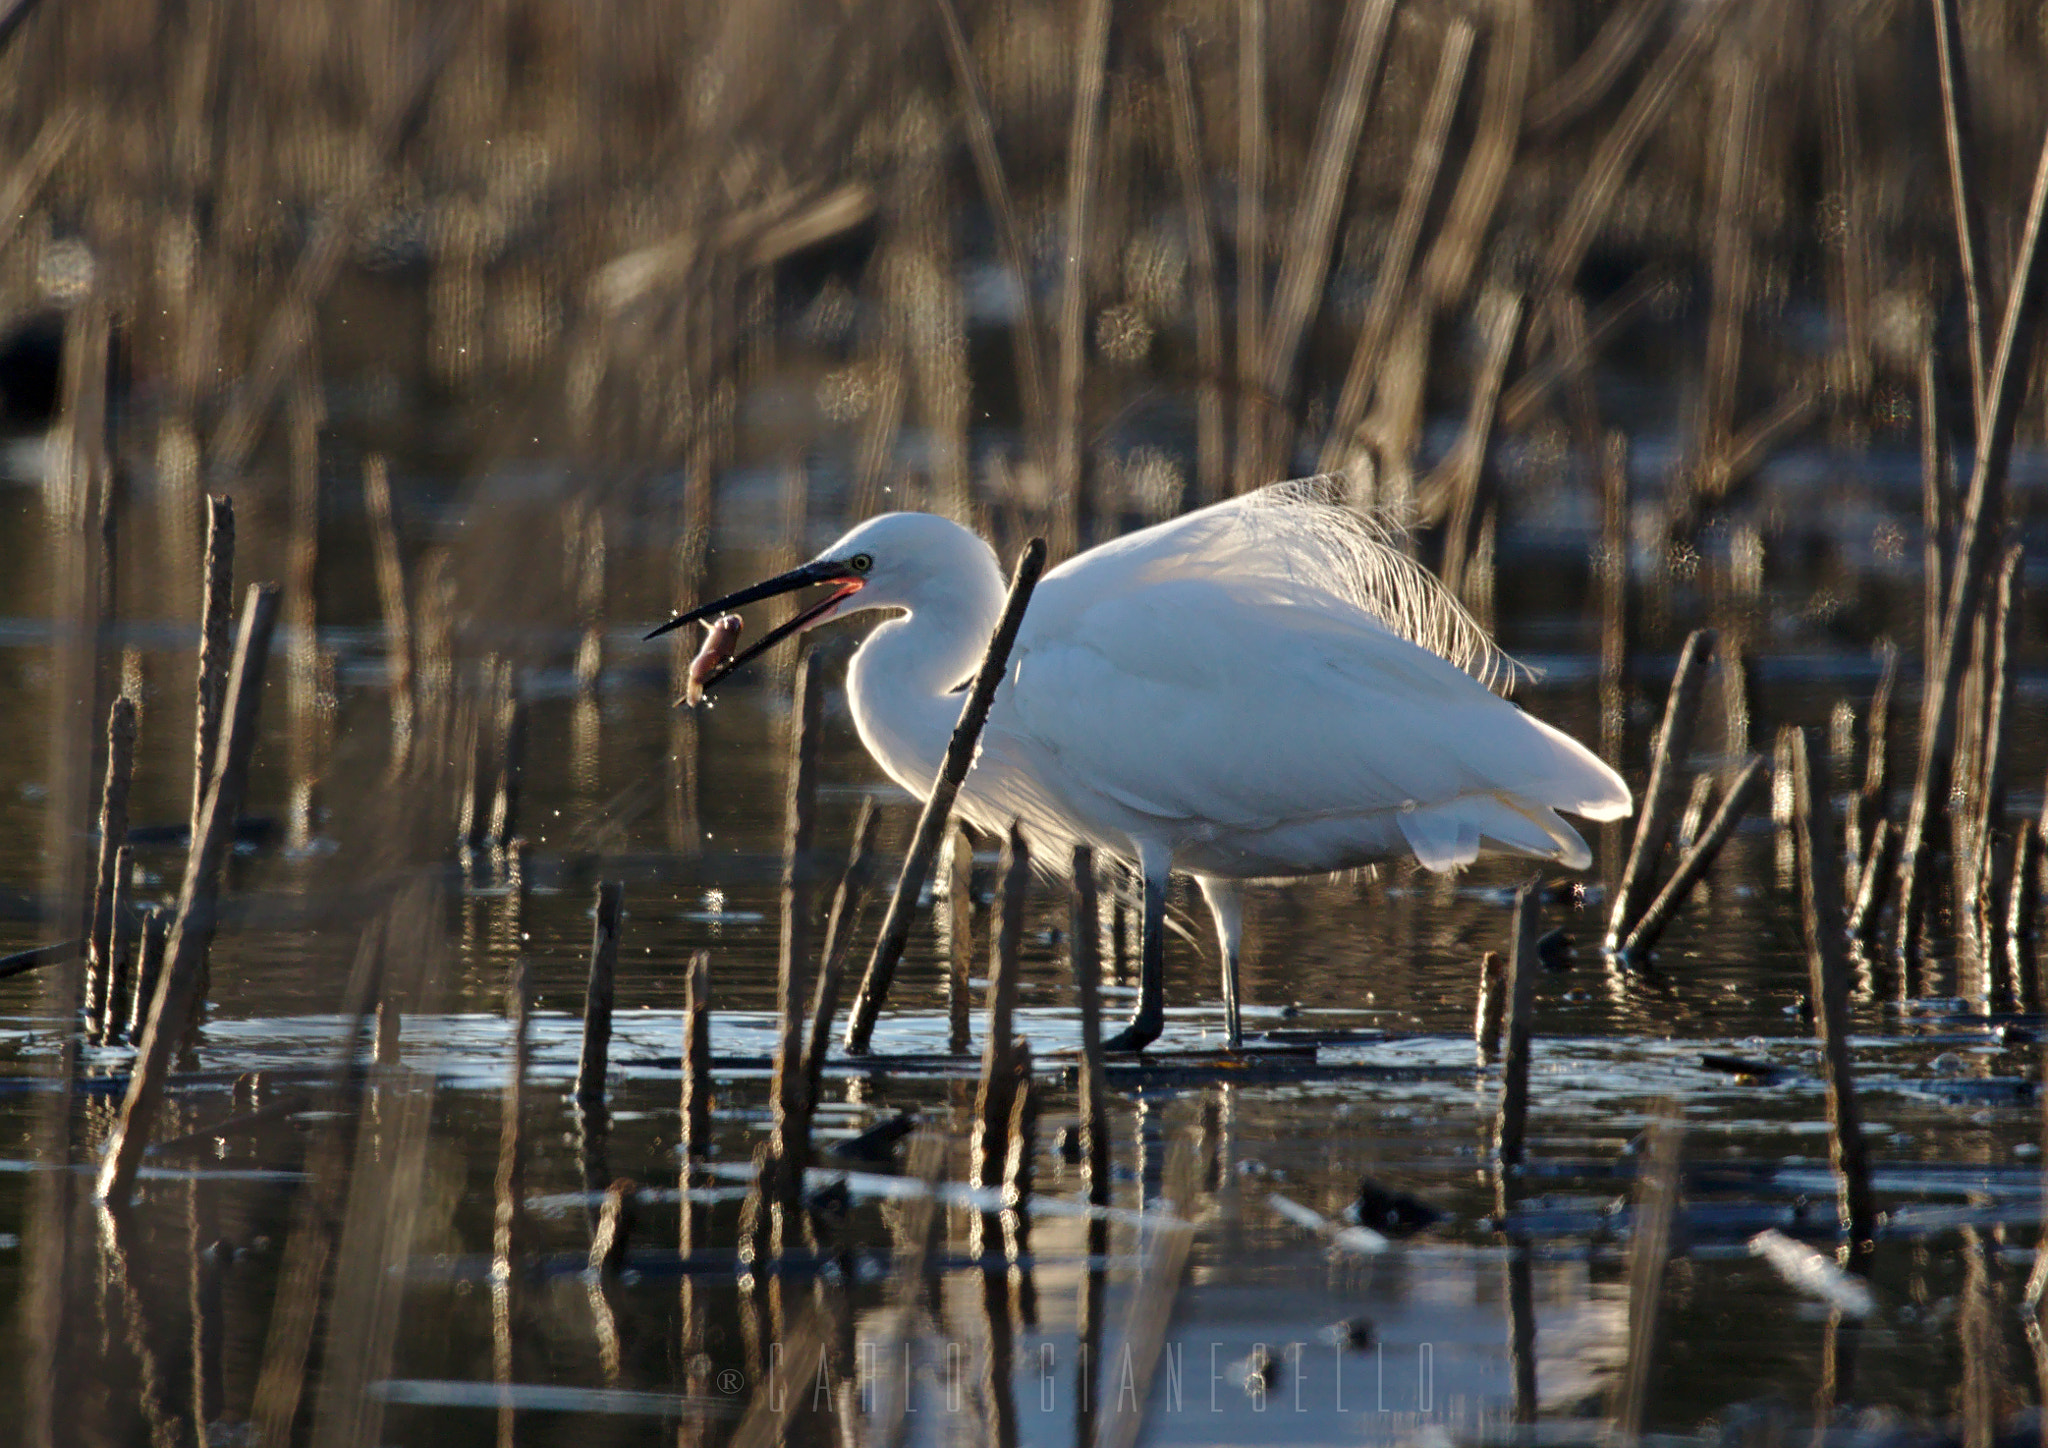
left=645, top=559, right=863, bottom=698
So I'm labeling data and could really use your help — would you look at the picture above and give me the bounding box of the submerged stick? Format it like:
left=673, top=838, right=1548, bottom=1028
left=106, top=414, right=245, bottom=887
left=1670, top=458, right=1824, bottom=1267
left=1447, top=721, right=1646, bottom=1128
left=1070, top=845, right=1109, bottom=1206
left=972, top=824, right=1030, bottom=1257
left=1787, top=727, right=1876, bottom=1254
left=845, top=540, right=1046, bottom=1052
left=1620, top=755, right=1766, bottom=958
left=771, top=655, right=824, bottom=1239
left=1611, top=1109, right=1682, bottom=1439
left=574, top=881, right=624, bottom=1111
left=86, top=695, right=137, bottom=1036
left=1606, top=629, right=1716, bottom=950
left=680, top=950, right=713, bottom=1159
left=99, top=585, right=281, bottom=1204
left=1493, top=882, right=1542, bottom=1167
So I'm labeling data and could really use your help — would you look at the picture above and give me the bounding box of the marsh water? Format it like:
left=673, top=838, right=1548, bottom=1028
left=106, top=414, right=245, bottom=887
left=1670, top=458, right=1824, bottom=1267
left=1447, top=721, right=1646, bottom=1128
left=3, top=383, right=2046, bottom=1446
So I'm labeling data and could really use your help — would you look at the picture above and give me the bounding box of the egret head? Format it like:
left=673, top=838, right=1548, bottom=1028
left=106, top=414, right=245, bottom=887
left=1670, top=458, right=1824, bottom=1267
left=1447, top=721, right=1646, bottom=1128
left=644, top=511, right=994, bottom=699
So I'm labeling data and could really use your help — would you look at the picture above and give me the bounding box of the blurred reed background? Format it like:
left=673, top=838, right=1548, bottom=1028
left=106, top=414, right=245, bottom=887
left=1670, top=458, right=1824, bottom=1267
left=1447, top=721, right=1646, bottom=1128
left=4, top=0, right=2048, bottom=1443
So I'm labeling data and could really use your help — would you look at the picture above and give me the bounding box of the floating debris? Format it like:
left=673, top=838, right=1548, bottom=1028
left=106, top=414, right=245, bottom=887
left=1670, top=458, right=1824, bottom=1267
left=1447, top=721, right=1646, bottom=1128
left=1748, top=1228, right=1876, bottom=1319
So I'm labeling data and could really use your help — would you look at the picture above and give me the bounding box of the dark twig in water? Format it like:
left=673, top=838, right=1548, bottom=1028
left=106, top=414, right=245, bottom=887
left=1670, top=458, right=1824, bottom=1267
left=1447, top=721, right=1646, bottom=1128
left=574, top=881, right=624, bottom=1112
left=189, top=495, right=234, bottom=864
left=772, top=655, right=824, bottom=1243
left=84, top=694, right=134, bottom=1037
left=98, top=584, right=280, bottom=1206
left=845, top=539, right=1046, bottom=1052
left=1620, top=755, right=1766, bottom=959
left=802, top=799, right=881, bottom=1108
left=1606, top=629, right=1715, bottom=951
left=0, top=939, right=81, bottom=981
left=946, top=822, right=975, bottom=1055
left=1494, top=881, right=1542, bottom=1167
left=98, top=845, right=133, bottom=1044
left=1787, top=727, right=1876, bottom=1255
left=1069, top=845, right=1110, bottom=1206
left=1474, top=950, right=1506, bottom=1063
left=972, top=825, right=1030, bottom=1259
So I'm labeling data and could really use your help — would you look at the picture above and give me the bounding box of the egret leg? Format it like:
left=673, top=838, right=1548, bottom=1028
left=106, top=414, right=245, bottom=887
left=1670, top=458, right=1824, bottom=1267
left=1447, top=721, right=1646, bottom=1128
left=1197, top=877, right=1245, bottom=1050
left=1103, top=855, right=1168, bottom=1053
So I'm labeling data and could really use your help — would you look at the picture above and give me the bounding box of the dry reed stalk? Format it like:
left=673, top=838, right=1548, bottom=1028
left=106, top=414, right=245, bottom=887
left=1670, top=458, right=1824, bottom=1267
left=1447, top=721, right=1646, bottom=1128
left=680, top=949, right=713, bottom=1159
left=1474, top=949, right=1505, bottom=1062
left=1500, top=268, right=1667, bottom=432
left=1965, top=546, right=2024, bottom=932
left=1001, top=1047, right=1037, bottom=1257
left=85, top=695, right=136, bottom=1037
left=0, top=110, right=80, bottom=262
left=801, top=799, right=882, bottom=1110
left=574, top=510, right=606, bottom=697
left=1919, top=346, right=1957, bottom=658
left=849, top=346, right=906, bottom=523
left=1610, top=1108, right=1682, bottom=1440
left=1258, top=0, right=1398, bottom=472
left=1712, top=388, right=1817, bottom=503
left=1787, top=728, right=1876, bottom=1253
left=492, top=956, right=533, bottom=1403
left=1932, top=0, right=1992, bottom=432
left=1050, top=0, right=1112, bottom=558
left=2006, top=825, right=2042, bottom=1001
left=846, top=540, right=1046, bottom=1050
left=124, top=907, right=166, bottom=1044
left=1694, top=45, right=1762, bottom=499
left=971, top=826, right=1029, bottom=1245
left=574, top=881, right=625, bottom=1111
left=1676, top=771, right=1717, bottom=853
left=1162, top=27, right=1227, bottom=507
left=1235, top=0, right=1267, bottom=487
left=1604, top=629, right=1715, bottom=950
left=1620, top=755, right=1766, bottom=958
left=1070, top=845, right=1110, bottom=1205
left=1494, top=881, right=1542, bottom=1166
left=189, top=495, right=234, bottom=850
left=361, top=456, right=415, bottom=765
left=1850, top=640, right=1898, bottom=866
left=1847, top=819, right=1897, bottom=946
left=1415, top=0, right=1531, bottom=308
left=98, top=584, right=280, bottom=1205
left=1525, top=0, right=1662, bottom=135
left=99, top=846, right=133, bottom=1044
left=486, top=665, right=525, bottom=851
left=589, top=1179, right=635, bottom=1278
left=947, top=823, right=975, bottom=1055
left=1533, top=0, right=1717, bottom=321
left=1821, top=37, right=1874, bottom=406
left=284, top=355, right=322, bottom=854
left=1598, top=434, right=1630, bottom=725
left=1437, top=288, right=1525, bottom=601
left=772, top=655, right=824, bottom=1239
left=929, top=0, right=1048, bottom=441
left=1895, top=123, right=2048, bottom=950
left=1321, top=18, right=1474, bottom=476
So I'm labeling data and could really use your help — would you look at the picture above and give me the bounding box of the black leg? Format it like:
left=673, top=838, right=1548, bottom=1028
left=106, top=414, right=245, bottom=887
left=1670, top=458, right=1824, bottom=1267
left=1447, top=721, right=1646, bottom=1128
left=1103, top=869, right=1166, bottom=1052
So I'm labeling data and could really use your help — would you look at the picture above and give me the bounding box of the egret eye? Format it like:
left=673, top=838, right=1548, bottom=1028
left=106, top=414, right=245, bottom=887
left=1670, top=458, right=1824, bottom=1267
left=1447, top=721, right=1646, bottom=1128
left=849, top=553, right=873, bottom=574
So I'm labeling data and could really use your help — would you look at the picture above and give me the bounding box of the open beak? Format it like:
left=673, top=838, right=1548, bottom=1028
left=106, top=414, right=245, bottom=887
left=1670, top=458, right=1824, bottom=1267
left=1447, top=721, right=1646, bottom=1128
left=645, top=559, right=865, bottom=698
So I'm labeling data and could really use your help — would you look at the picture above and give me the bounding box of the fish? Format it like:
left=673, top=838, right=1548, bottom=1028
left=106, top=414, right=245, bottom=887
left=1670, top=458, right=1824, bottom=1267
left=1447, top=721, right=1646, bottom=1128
left=684, top=614, right=744, bottom=705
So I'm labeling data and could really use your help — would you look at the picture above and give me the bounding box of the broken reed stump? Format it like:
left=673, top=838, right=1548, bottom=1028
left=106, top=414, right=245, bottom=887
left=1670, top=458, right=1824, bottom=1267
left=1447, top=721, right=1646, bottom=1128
left=487, top=663, right=526, bottom=851
left=589, top=1179, right=636, bottom=1278
left=801, top=798, right=882, bottom=1113
left=1070, top=845, right=1110, bottom=1207
left=123, top=906, right=166, bottom=1043
left=1493, top=881, right=1541, bottom=1167
left=972, top=824, right=1030, bottom=1256
left=98, top=845, right=134, bottom=1043
left=1786, top=726, right=1876, bottom=1255
left=1618, top=753, right=1767, bottom=958
left=574, top=880, right=624, bottom=1111
left=99, top=584, right=281, bottom=1205
left=1605, top=629, right=1715, bottom=951
left=1846, top=639, right=1897, bottom=873
left=85, top=694, right=136, bottom=1037
left=1846, top=818, right=1897, bottom=946
left=680, top=949, right=713, bottom=1159
left=771, top=654, right=824, bottom=1241
left=947, top=823, right=975, bottom=1056
left=189, top=495, right=235, bottom=851
left=845, top=539, right=1047, bottom=1053
left=1474, top=950, right=1506, bottom=1062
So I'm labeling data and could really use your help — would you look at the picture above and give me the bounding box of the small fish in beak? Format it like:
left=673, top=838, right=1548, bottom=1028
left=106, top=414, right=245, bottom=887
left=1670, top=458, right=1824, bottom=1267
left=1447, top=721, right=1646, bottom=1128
left=684, top=614, right=744, bottom=706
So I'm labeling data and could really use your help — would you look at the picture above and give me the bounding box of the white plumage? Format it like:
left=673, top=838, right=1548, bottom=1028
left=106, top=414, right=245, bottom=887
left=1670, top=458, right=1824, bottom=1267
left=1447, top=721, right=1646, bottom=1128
left=659, top=478, right=1631, bottom=1050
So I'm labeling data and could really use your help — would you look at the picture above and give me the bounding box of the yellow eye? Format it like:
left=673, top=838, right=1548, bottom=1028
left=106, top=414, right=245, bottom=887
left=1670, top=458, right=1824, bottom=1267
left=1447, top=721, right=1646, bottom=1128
left=849, top=553, right=873, bottom=573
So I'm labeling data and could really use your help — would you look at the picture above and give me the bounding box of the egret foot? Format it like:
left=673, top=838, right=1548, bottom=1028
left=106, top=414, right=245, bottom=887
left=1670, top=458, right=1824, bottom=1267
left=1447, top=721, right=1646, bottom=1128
left=1102, top=1016, right=1161, bottom=1053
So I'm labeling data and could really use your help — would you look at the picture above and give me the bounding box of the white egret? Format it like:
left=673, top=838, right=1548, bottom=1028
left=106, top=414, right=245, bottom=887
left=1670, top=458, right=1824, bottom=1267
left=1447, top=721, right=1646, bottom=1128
left=649, top=478, right=1631, bottom=1051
